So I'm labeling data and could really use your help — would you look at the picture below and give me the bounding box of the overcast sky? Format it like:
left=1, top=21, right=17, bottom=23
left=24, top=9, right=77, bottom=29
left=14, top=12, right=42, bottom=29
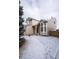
left=21, top=0, right=59, bottom=29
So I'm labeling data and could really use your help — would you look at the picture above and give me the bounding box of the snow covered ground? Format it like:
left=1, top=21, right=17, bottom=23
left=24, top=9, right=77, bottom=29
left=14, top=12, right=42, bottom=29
left=19, top=35, right=59, bottom=59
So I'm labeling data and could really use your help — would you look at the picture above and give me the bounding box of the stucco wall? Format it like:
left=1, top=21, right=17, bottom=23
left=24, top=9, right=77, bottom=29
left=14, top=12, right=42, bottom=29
left=32, top=20, right=39, bottom=26
left=25, top=25, right=33, bottom=35
left=25, top=19, right=39, bottom=35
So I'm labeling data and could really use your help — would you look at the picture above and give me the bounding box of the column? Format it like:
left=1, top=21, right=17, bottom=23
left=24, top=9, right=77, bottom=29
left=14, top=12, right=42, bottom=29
left=36, top=25, right=37, bottom=34
left=46, top=23, right=48, bottom=35
left=35, top=26, right=37, bottom=35
left=43, top=23, right=45, bottom=34
left=39, top=23, right=41, bottom=35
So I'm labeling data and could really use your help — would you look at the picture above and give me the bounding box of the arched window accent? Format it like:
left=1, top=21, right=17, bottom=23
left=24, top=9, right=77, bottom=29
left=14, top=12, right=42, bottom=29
left=44, top=23, right=46, bottom=32
left=41, top=23, right=43, bottom=32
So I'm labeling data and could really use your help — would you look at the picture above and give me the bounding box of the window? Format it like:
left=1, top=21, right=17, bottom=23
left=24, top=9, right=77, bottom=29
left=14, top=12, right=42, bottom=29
left=41, top=23, right=43, bottom=32
left=44, top=23, right=46, bottom=32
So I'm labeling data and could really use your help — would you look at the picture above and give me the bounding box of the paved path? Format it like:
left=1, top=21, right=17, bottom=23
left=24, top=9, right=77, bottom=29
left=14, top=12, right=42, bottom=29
left=19, top=35, right=59, bottom=59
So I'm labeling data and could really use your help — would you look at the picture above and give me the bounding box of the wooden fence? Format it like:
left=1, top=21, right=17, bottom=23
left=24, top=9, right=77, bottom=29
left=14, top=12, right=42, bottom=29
left=48, top=31, right=59, bottom=37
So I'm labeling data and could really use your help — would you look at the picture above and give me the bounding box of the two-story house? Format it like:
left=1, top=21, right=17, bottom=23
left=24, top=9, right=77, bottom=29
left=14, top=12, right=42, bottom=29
left=24, top=17, right=57, bottom=36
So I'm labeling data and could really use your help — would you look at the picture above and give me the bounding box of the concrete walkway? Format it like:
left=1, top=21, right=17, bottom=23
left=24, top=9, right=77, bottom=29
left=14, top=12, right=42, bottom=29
left=19, top=35, right=59, bottom=59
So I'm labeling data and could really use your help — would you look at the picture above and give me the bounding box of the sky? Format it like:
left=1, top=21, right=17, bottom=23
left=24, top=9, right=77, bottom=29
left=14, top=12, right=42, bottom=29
left=21, top=0, right=59, bottom=29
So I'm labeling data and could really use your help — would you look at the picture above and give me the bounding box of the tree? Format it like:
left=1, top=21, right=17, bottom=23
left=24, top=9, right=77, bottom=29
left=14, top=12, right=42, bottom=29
left=19, top=0, right=25, bottom=47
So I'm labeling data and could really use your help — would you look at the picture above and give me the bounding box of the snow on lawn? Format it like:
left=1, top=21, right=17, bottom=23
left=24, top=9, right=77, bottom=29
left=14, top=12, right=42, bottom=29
left=20, top=35, right=59, bottom=59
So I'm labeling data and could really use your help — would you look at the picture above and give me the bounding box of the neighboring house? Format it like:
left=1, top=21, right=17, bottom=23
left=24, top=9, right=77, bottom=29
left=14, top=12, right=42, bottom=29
left=24, top=17, right=57, bottom=36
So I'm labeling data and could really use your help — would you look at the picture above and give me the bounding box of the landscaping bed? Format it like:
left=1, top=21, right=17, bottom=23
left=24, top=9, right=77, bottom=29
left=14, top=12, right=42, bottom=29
left=19, top=38, right=25, bottom=47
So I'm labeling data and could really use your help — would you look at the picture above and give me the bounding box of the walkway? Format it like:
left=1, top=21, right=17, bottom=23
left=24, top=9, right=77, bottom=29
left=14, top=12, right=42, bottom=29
left=19, top=35, right=59, bottom=59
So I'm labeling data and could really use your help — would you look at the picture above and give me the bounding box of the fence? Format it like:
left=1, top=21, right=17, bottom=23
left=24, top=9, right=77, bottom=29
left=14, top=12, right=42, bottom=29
left=48, top=31, right=59, bottom=37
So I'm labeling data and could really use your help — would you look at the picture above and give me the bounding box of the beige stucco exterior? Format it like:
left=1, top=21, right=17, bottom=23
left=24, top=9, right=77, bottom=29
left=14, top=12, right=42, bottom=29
left=31, top=20, right=39, bottom=26
left=24, top=18, right=39, bottom=35
left=25, top=25, right=33, bottom=35
left=24, top=17, right=57, bottom=35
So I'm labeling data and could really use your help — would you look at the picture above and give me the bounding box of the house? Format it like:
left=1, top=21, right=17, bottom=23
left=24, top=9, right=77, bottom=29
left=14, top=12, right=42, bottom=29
left=24, top=17, right=57, bottom=36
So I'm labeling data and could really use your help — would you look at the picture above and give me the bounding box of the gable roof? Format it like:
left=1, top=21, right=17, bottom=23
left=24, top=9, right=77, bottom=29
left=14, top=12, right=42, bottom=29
left=26, top=17, right=39, bottom=22
left=40, top=19, right=48, bottom=23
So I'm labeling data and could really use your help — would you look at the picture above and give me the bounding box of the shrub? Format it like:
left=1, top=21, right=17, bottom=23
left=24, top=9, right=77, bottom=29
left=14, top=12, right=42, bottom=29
left=19, top=38, right=25, bottom=47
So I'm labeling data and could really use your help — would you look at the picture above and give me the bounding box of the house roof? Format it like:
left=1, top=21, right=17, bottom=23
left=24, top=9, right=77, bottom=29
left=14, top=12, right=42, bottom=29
left=40, top=19, right=48, bottom=23
left=26, top=17, right=39, bottom=22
